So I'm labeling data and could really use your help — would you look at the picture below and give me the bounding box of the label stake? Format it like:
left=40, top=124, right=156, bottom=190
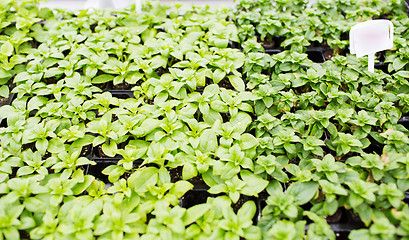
left=350, top=20, right=393, bottom=73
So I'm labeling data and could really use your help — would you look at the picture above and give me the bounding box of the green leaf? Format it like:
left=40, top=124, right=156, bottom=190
left=28, top=96, right=47, bottom=111
left=44, top=68, right=63, bottom=78
left=394, top=71, right=409, bottom=78
left=36, top=139, right=48, bottom=155
left=202, top=171, right=222, bottom=187
left=393, top=58, right=406, bottom=71
left=211, top=100, right=228, bottom=112
left=17, top=166, right=34, bottom=176
left=72, top=135, right=95, bottom=148
left=170, top=181, right=193, bottom=198
left=0, top=69, right=11, bottom=80
left=171, top=50, right=183, bottom=60
left=209, top=184, right=227, bottom=194
left=203, top=109, right=222, bottom=125
left=239, top=133, right=258, bottom=150
left=213, top=69, right=225, bottom=84
left=323, top=199, right=338, bottom=216
left=101, top=141, right=117, bottom=157
left=92, top=136, right=105, bottom=147
left=199, top=129, right=217, bottom=153
left=14, top=72, right=30, bottom=82
left=286, top=181, right=319, bottom=205
left=213, top=38, right=228, bottom=48
left=230, top=112, right=252, bottom=134
left=184, top=204, right=210, bottom=225
left=182, top=163, right=197, bottom=180
left=237, top=201, right=256, bottom=220
left=128, top=167, right=158, bottom=193
left=228, top=75, right=245, bottom=92
left=48, top=138, right=65, bottom=153
left=1, top=41, right=13, bottom=56
left=349, top=229, right=371, bottom=239
left=72, top=175, right=95, bottom=195
left=131, top=119, right=161, bottom=137
left=241, top=170, right=268, bottom=196
left=92, top=74, right=115, bottom=84
left=243, top=226, right=262, bottom=240
left=0, top=85, right=9, bottom=98
left=270, top=80, right=286, bottom=91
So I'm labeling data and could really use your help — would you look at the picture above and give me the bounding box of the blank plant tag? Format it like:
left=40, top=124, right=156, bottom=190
left=350, top=20, right=393, bottom=72
left=135, top=0, right=142, bottom=13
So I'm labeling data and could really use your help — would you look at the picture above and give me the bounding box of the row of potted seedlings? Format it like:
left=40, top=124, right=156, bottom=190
left=234, top=0, right=409, bottom=72
left=1, top=0, right=409, bottom=239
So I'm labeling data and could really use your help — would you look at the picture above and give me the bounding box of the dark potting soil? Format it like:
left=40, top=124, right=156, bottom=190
left=0, top=97, right=8, bottom=105
left=112, top=82, right=133, bottom=90
left=179, top=189, right=212, bottom=209
left=80, top=145, right=92, bottom=157
left=170, top=167, right=182, bottom=183
left=306, top=50, right=325, bottom=63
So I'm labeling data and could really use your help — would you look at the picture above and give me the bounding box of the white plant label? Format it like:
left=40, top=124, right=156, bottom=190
left=350, top=19, right=393, bottom=72
left=135, top=0, right=142, bottom=13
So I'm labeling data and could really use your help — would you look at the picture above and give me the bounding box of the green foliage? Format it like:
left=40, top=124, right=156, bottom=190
left=0, top=0, right=408, bottom=239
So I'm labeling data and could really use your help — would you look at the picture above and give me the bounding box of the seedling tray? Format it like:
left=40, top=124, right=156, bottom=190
left=1, top=1, right=409, bottom=239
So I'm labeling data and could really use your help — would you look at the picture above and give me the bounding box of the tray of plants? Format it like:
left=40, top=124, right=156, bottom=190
left=1, top=0, right=409, bottom=239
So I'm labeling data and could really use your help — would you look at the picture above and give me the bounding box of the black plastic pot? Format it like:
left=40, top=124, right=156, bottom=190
left=302, top=208, right=364, bottom=240
left=330, top=208, right=365, bottom=240
left=228, top=40, right=241, bottom=49
left=404, top=191, right=409, bottom=204
left=398, top=115, right=409, bottom=131
left=374, top=51, right=389, bottom=73
left=86, top=159, right=119, bottom=183
left=80, top=144, right=93, bottom=158
left=108, top=90, right=134, bottom=99
left=179, top=189, right=214, bottom=209
left=264, top=45, right=329, bottom=64
left=306, top=48, right=325, bottom=63
left=364, top=134, right=384, bottom=155
left=264, top=49, right=281, bottom=54
left=92, top=145, right=123, bottom=159
left=0, top=92, right=16, bottom=107
left=261, top=35, right=285, bottom=50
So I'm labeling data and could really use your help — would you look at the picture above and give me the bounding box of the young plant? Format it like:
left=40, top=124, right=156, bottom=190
left=203, top=169, right=268, bottom=203
left=87, top=113, right=129, bottom=157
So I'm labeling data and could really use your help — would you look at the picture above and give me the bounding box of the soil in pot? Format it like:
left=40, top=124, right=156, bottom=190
left=261, top=35, right=285, bottom=49
left=80, top=144, right=92, bottom=157
left=189, top=174, right=206, bottom=186
left=403, top=191, right=409, bottom=204
left=334, top=231, right=350, bottom=240
left=0, top=97, right=8, bottom=106
left=112, top=82, right=133, bottom=90
left=86, top=160, right=118, bottom=183
left=155, top=67, right=168, bottom=77
left=363, top=134, right=383, bottom=155
left=93, top=145, right=122, bottom=159
left=347, top=209, right=364, bottom=226
left=195, top=77, right=214, bottom=93
left=109, top=90, right=134, bottom=99
left=323, top=49, right=333, bottom=61
left=306, top=50, right=325, bottom=63
left=231, top=195, right=260, bottom=224
left=228, top=40, right=241, bottom=49
left=325, top=208, right=343, bottom=224
left=170, top=166, right=182, bottom=183
left=218, top=78, right=234, bottom=90
left=179, top=189, right=212, bottom=209
left=94, top=82, right=109, bottom=91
